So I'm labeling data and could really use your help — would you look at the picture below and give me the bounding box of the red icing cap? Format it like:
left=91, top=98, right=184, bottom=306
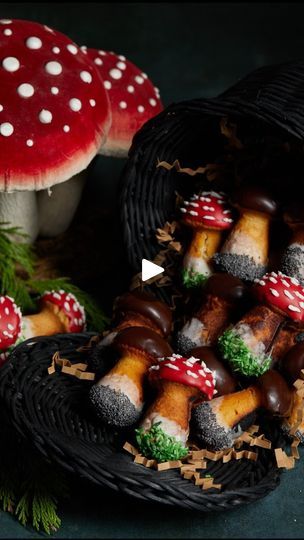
left=149, top=353, right=216, bottom=400
left=40, top=290, right=86, bottom=332
left=85, top=48, right=163, bottom=157
left=254, top=271, right=304, bottom=322
left=180, top=191, right=234, bottom=229
left=0, top=295, right=22, bottom=351
left=0, top=19, right=111, bottom=191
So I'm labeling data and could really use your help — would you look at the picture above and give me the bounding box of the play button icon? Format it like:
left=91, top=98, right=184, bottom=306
left=142, top=259, right=164, bottom=282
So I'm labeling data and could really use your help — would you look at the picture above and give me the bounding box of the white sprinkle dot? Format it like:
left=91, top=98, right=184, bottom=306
left=94, top=57, right=103, bottom=66
left=109, top=68, right=122, bottom=80
left=45, top=61, right=62, bottom=76
left=142, top=72, right=148, bottom=79
left=26, top=139, right=34, bottom=147
left=67, top=44, right=78, bottom=55
left=2, top=56, right=20, bottom=72
left=269, top=276, right=278, bottom=284
left=300, top=302, right=304, bottom=309
left=149, top=98, right=157, bottom=106
left=202, top=214, right=215, bottom=220
left=39, top=109, right=52, bottom=124
left=284, top=290, right=294, bottom=300
left=0, top=105, right=3, bottom=112
left=17, top=83, right=34, bottom=98
left=51, top=86, right=59, bottom=95
left=135, top=75, right=144, bottom=84
left=52, top=46, right=60, bottom=54
left=117, top=61, right=126, bottom=70
left=63, top=125, right=70, bottom=132
left=89, top=99, right=96, bottom=107
left=288, top=305, right=301, bottom=313
left=269, top=288, right=280, bottom=297
left=104, top=80, right=112, bottom=90
left=44, top=25, right=55, bottom=33
left=4, top=307, right=9, bottom=315
left=0, top=19, right=12, bottom=24
left=118, top=54, right=126, bottom=60
left=127, top=85, right=134, bottom=93
left=295, top=291, right=304, bottom=300
left=26, top=36, right=42, bottom=49
left=137, top=105, right=145, bottom=113
left=80, top=70, right=92, bottom=83
left=3, top=29, right=12, bottom=36
left=69, top=98, right=82, bottom=112
left=98, top=50, right=107, bottom=56
left=0, top=123, right=13, bottom=137
left=119, top=101, right=127, bottom=109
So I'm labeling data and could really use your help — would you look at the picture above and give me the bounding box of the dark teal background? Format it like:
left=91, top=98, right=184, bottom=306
left=0, top=2, right=304, bottom=538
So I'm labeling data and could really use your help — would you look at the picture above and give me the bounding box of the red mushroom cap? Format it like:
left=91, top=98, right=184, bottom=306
left=0, top=19, right=111, bottom=190
left=0, top=295, right=22, bottom=351
left=40, top=290, right=86, bottom=333
left=180, top=191, right=234, bottom=230
left=85, top=48, right=163, bottom=157
left=254, top=271, right=304, bottom=322
left=149, top=353, right=216, bottom=400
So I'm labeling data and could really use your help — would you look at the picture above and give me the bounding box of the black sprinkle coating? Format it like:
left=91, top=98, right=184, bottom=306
left=89, top=384, right=141, bottom=428
left=191, top=402, right=235, bottom=450
left=281, top=246, right=304, bottom=286
left=213, top=252, right=266, bottom=282
left=281, top=423, right=304, bottom=444
left=176, top=332, right=198, bottom=355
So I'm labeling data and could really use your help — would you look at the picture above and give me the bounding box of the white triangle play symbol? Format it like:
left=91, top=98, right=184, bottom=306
left=142, top=259, right=164, bottom=282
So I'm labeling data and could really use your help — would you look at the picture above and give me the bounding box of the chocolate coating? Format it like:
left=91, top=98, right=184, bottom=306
left=231, top=185, right=278, bottom=217
left=114, top=290, right=172, bottom=337
left=256, top=369, right=293, bottom=416
left=190, top=346, right=237, bottom=396
left=204, top=272, right=247, bottom=303
left=280, top=342, right=304, bottom=384
left=113, top=326, right=172, bottom=359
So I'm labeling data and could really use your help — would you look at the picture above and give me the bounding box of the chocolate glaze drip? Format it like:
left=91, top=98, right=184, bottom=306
left=256, top=369, right=293, bottom=416
left=190, top=346, right=237, bottom=396
left=113, top=326, right=172, bottom=359
left=280, top=342, right=304, bottom=384
left=114, top=290, right=172, bottom=337
left=231, top=185, right=278, bottom=217
left=204, top=272, right=247, bottom=303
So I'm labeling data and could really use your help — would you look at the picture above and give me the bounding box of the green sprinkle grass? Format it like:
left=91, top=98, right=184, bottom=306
left=135, top=423, right=189, bottom=462
left=218, top=329, right=271, bottom=377
left=182, top=268, right=208, bottom=288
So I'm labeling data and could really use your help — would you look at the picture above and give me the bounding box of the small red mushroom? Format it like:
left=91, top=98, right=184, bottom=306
left=0, top=19, right=111, bottom=240
left=0, top=290, right=86, bottom=363
left=180, top=191, right=234, bottom=287
left=85, top=48, right=163, bottom=157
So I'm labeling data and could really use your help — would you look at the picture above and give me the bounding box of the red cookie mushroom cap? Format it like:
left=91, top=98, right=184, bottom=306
left=254, top=271, right=304, bottom=323
left=0, top=295, right=22, bottom=351
left=0, top=19, right=111, bottom=191
left=40, top=290, right=86, bottom=333
left=149, top=353, right=216, bottom=400
left=85, top=48, right=163, bottom=157
left=180, top=191, right=234, bottom=230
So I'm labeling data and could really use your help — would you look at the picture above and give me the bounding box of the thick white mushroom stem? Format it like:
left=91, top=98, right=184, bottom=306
left=140, top=381, right=199, bottom=444
left=37, top=171, right=87, bottom=238
left=0, top=191, right=39, bottom=242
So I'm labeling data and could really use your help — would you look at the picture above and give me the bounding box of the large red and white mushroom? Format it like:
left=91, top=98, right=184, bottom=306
left=0, top=19, right=111, bottom=240
left=0, top=290, right=86, bottom=365
left=84, top=48, right=163, bottom=157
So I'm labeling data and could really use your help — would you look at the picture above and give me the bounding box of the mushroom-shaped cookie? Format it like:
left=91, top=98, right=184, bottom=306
left=280, top=342, right=304, bottom=442
left=213, top=185, right=278, bottom=281
left=135, top=354, right=216, bottom=462
left=177, top=272, right=247, bottom=354
left=218, top=272, right=304, bottom=377
left=190, top=346, right=238, bottom=396
left=281, top=201, right=304, bottom=285
left=192, top=369, right=293, bottom=450
left=85, top=49, right=163, bottom=157
left=0, top=291, right=86, bottom=362
left=0, top=19, right=111, bottom=240
left=89, top=327, right=172, bottom=428
left=180, top=191, right=234, bottom=288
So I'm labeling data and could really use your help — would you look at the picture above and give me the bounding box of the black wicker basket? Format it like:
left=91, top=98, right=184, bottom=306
left=119, top=60, right=304, bottom=304
left=0, top=333, right=286, bottom=513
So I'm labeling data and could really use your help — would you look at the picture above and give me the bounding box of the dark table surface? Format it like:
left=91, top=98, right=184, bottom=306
left=1, top=2, right=304, bottom=537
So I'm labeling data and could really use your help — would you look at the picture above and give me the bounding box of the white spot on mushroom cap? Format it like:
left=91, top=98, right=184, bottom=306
left=164, top=362, right=180, bottom=371
left=39, top=109, right=52, bottom=124
left=127, top=85, right=135, bottom=93
left=4, top=29, right=12, bottom=36
left=69, top=98, right=82, bottom=112
left=0, top=123, right=13, bottom=136
left=63, top=125, right=70, bottom=132
left=288, top=305, right=301, bottom=313
left=45, top=61, right=62, bottom=75
left=205, top=380, right=212, bottom=387
left=186, top=370, right=199, bottom=379
left=80, top=71, right=92, bottom=83
left=2, top=56, right=20, bottom=72
left=89, top=99, right=96, bottom=107
left=117, top=61, right=126, bottom=70
left=149, top=98, right=157, bottom=106
left=51, top=86, right=59, bottom=95
left=284, top=290, right=294, bottom=300
left=98, top=50, right=106, bottom=55
left=110, top=68, right=122, bottom=80
left=104, top=81, right=111, bottom=90
left=137, top=105, right=145, bottom=113
left=0, top=105, right=3, bottom=112
left=17, top=83, right=35, bottom=98
left=135, top=75, right=144, bottom=84
left=118, top=54, right=126, bottom=60
left=295, top=291, right=304, bottom=300
left=26, top=36, right=42, bottom=49
left=26, top=139, right=34, bottom=147
left=0, top=19, right=12, bottom=24
left=94, top=57, right=103, bottom=66
left=67, top=44, right=78, bottom=55
left=270, top=288, right=280, bottom=297
left=269, top=276, right=278, bottom=284
left=119, top=101, right=127, bottom=109
left=202, top=215, right=215, bottom=220
left=52, top=46, right=60, bottom=54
